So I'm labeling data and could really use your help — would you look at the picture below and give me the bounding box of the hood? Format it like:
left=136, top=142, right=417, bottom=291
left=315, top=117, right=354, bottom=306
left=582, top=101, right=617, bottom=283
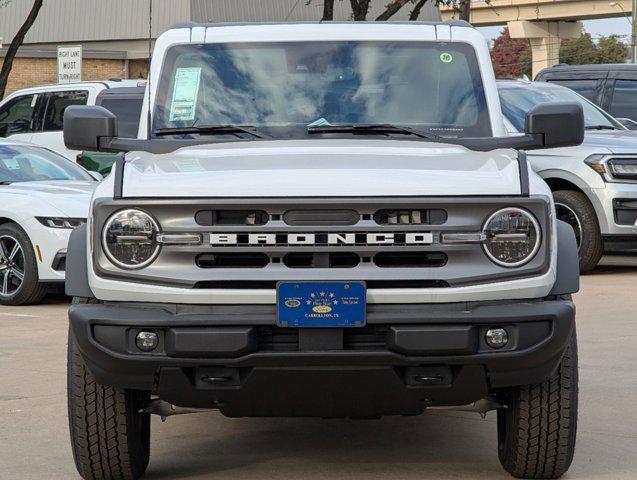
left=122, top=140, right=522, bottom=198
left=4, top=180, right=95, bottom=217
left=583, top=130, right=637, bottom=154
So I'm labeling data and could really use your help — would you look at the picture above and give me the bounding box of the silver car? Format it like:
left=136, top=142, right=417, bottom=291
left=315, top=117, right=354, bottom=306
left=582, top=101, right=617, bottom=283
left=499, top=79, right=637, bottom=272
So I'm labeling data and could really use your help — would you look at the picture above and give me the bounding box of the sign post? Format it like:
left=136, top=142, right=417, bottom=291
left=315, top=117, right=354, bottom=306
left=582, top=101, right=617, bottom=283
left=57, top=45, right=82, bottom=83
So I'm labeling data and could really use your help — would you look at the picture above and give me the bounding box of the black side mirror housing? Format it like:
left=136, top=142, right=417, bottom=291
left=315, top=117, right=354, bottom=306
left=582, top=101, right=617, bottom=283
left=64, top=105, right=118, bottom=151
left=524, top=102, right=584, bottom=149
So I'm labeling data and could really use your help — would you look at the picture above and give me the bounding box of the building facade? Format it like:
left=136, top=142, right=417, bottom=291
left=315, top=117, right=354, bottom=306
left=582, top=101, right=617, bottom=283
left=0, top=0, right=441, bottom=97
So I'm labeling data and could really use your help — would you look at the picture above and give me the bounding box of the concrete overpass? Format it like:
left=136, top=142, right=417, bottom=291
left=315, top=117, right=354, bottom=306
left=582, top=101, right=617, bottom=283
left=441, top=0, right=635, bottom=77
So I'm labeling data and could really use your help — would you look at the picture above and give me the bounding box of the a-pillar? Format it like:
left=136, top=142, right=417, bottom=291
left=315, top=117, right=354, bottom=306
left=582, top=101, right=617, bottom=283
left=508, top=21, right=582, bottom=79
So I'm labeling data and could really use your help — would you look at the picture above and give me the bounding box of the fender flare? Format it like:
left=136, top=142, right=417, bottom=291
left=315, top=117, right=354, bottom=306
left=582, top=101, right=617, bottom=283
left=549, top=220, right=580, bottom=296
left=65, top=224, right=95, bottom=298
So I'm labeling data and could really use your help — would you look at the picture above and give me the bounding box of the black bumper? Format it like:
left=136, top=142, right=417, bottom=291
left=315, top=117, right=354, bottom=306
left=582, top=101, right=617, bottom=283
left=69, top=299, right=575, bottom=417
left=603, top=234, right=637, bottom=253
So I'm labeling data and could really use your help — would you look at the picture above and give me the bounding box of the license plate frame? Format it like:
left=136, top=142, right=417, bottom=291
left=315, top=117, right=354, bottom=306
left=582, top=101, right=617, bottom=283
left=276, top=281, right=366, bottom=328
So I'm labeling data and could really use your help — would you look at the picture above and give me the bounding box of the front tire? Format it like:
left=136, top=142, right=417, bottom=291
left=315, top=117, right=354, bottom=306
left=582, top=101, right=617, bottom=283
left=497, top=330, right=578, bottom=479
left=553, top=190, right=603, bottom=273
left=68, top=319, right=151, bottom=480
left=0, top=222, right=47, bottom=305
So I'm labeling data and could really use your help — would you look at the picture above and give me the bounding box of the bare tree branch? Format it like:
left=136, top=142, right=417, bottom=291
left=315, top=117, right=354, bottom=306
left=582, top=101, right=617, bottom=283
left=409, top=0, right=428, bottom=20
left=350, top=0, right=371, bottom=20
left=457, top=0, right=470, bottom=21
left=0, top=0, right=44, bottom=99
left=322, top=0, right=335, bottom=20
left=376, top=0, right=410, bottom=21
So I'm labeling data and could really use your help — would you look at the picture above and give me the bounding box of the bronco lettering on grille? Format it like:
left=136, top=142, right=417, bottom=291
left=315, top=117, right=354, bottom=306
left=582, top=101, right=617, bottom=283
left=209, top=232, right=434, bottom=246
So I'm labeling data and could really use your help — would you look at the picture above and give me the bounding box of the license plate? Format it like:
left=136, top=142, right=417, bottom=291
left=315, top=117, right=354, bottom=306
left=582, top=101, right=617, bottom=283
left=277, top=281, right=366, bottom=327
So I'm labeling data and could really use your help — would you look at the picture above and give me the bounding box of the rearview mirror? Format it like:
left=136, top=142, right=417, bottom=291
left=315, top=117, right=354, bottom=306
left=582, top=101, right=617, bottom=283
left=64, top=105, right=117, bottom=151
left=524, top=102, right=584, bottom=149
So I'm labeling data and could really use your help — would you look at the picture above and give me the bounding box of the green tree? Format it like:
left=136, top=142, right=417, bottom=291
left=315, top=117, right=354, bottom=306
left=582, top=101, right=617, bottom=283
left=560, top=33, right=628, bottom=65
left=559, top=34, right=599, bottom=65
left=597, top=35, right=629, bottom=63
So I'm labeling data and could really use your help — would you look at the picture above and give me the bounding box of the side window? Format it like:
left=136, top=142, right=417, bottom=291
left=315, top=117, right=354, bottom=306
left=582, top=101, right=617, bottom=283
left=98, top=96, right=144, bottom=138
left=548, top=80, right=600, bottom=104
left=609, top=80, right=637, bottom=121
left=41, top=90, right=88, bottom=132
left=0, top=94, right=38, bottom=137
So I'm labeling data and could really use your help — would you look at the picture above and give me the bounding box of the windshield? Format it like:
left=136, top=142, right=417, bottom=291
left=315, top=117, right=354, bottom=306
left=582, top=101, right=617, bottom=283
left=499, top=83, right=622, bottom=132
left=0, top=145, right=93, bottom=184
left=153, top=41, right=492, bottom=139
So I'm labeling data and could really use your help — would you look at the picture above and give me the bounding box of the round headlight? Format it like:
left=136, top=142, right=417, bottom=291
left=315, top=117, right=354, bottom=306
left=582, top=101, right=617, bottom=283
left=102, top=209, right=160, bottom=269
left=483, top=207, right=541, bottom=267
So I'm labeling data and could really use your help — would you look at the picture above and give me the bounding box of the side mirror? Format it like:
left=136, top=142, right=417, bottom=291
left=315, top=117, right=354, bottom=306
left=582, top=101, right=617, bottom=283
left=525, top=102, right=584, bottom=149
left=64, top=105, right=117, bottom=151
left=88, top=171, right=104, bottom=181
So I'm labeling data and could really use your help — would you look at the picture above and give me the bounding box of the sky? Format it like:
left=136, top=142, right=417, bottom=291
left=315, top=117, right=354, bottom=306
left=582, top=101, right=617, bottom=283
left=477, top=18, right=633, bottom=42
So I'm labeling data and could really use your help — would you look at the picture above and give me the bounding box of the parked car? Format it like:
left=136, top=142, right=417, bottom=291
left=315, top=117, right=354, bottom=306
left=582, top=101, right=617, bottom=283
left=0, top=80, right=144, bottom=160
left=536, top=63, right=637, bottom=127
left=498, top=79, right=637, bottom=271
left=0, top=139, right=97, bottom=305
left=63, top=21, right=582, bottom=480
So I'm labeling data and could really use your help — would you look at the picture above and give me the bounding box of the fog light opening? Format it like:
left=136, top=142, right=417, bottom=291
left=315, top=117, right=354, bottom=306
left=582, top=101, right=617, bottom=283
left=136, top=331, right=159, bottom=352
left=485, top=328, right=508, bottom=349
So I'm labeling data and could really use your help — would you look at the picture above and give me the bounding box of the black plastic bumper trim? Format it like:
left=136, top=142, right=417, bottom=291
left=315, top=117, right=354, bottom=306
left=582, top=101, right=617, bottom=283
left=69, top=299, right=575, bottom=399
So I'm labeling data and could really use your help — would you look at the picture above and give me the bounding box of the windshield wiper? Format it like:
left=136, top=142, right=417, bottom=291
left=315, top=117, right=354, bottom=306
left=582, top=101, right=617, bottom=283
left=307, top=123, right=441, bottom=141
left=0, top=181, right=12, bottom=185
left=154, top=125, right=267, bottom=138
left=585, top=125, right=616, bottom=130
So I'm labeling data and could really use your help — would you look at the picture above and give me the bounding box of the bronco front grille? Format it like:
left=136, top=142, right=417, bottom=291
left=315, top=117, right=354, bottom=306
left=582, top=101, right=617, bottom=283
left=92, top=196, right=551, bottom=291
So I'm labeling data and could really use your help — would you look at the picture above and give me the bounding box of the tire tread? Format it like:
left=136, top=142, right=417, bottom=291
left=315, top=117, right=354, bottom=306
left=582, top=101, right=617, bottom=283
left=499, top=332, right=578, bottom=479
left=68, top=318, right=149, bottom=480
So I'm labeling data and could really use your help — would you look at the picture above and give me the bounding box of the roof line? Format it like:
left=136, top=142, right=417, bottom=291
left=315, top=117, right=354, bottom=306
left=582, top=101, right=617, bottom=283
left=168, top=20, right=473, bottom=30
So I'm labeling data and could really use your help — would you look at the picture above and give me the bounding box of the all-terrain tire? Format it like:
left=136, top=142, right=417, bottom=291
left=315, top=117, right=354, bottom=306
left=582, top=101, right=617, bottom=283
left=67, top=315, right=151, bottom=480
left=553, top=190, right=603, bottom=273
left=0, top=222, right=47, bottom=305
left=497, top=330, right=578, bottom=479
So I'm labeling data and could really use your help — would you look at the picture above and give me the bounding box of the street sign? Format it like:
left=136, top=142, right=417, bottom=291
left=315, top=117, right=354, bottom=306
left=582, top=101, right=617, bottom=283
left=57, top=45, right=82, bottom=84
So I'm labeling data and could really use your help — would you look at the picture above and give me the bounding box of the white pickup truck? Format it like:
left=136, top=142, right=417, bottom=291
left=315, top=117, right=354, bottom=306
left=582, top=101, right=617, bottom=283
left=62, top=21, right=584, bottom=480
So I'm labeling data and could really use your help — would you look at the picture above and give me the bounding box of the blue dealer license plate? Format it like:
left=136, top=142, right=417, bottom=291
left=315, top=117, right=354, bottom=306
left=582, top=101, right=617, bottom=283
left=277, top=281, right=366, bottom=327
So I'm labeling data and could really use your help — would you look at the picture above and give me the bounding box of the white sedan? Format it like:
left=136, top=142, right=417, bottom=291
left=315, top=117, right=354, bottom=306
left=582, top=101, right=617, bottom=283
left=0, top=139, right=97, bottom=305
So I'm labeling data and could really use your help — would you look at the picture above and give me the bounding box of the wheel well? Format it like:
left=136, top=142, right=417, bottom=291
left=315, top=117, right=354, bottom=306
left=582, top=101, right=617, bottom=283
left=543, top=178, right=583, bottom=193
left=0, top=217, right=18, bottom=227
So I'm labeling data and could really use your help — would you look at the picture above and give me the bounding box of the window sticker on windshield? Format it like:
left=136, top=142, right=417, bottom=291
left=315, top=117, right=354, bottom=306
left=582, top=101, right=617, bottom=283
left=169, top=67, right=202, bottom=122
left=2, top=158, right=20, bottom=170
left=439, top=53, right=453, bottom=64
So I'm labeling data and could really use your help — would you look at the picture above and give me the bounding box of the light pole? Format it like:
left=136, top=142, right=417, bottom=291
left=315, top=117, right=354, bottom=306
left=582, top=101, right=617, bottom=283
left=610, top=1, right=637, bottom=62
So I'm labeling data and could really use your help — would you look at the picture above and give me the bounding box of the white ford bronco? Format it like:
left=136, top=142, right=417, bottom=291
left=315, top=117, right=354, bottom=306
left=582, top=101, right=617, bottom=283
left=63, top=21, right=584, bottom=480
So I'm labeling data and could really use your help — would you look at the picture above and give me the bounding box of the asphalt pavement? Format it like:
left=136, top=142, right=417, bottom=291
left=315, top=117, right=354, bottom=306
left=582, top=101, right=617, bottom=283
left=1, top=258, right=636, bottom=479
